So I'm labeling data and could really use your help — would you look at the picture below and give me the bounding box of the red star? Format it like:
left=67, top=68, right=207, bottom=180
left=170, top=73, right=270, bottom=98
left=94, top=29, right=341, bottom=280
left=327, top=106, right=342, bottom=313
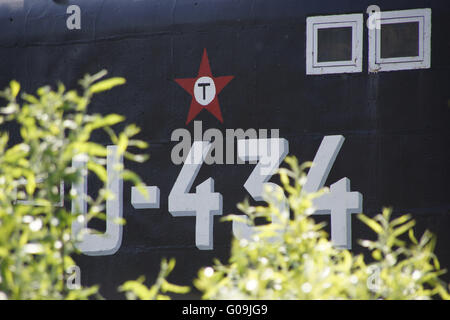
left=175, top=49, right=234, bottom=125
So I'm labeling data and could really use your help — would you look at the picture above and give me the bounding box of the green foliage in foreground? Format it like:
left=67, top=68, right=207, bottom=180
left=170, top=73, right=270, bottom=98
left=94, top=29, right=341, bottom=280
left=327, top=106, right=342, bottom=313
left=0, top=73, right=448, bottom=300
left=0, top=71, right=150, bottom=299
left=194, top=157, right=450, bottom=300
left=119, top=259, right=190, bottom=300
left=0, top=72, right=190, bottom=300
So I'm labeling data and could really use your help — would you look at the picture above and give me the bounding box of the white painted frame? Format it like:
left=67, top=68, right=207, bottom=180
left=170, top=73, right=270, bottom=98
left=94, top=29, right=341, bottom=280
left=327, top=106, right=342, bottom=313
left=14, top=179, right=64, bottom=207
left=368, top=8, right=431, bottom=72
left=306, top=13, right=363, bottom=75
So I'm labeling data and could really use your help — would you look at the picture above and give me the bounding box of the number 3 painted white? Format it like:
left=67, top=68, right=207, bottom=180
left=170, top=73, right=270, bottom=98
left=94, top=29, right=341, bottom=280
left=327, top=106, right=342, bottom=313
left=232, top=138, right=289, bottom=241
left=168, top=141, right=223, bottom=250
left=71, top=145, right=123, bottom=256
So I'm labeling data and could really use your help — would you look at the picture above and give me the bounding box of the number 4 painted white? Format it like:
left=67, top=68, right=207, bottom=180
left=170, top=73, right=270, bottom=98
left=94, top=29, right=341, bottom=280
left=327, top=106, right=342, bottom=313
left=303, top=136, right=363, bottom=249
left=71, top=145, right=123, bottom=256
left=168, top=141, right=223, bottom=250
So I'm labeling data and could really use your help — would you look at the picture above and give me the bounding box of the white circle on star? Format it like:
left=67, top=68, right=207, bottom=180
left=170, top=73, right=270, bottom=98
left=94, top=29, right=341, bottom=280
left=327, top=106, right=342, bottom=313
left=194, top=76, right=216, bottom=106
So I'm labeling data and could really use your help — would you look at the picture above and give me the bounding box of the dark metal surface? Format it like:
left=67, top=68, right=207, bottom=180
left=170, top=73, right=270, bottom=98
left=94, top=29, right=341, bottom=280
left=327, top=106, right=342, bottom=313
left=0, top=0, right=449, bottom=299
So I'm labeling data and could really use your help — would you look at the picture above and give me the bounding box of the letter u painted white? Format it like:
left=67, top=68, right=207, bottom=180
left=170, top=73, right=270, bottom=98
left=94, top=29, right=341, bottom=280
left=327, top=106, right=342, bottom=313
left=71, top=145, right=123, bottom=256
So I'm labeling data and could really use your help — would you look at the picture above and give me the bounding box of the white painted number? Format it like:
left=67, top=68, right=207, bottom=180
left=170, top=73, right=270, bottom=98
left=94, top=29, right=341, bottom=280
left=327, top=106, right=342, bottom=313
left=303, top=136, right=363, bottom=249
left=232, top=136, right=362, bottom=249
left=168, top=141, right=223, bottom=250
left=232, top=138, right=289, bottom=241
left=66, top=136, right=360, bottom=254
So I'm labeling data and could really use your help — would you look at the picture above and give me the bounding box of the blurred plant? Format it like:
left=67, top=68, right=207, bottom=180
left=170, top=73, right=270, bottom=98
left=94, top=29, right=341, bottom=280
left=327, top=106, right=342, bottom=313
left=359, top=209, right=449, bottom=299
left=119, top=259, right=190, bottom=300
left=2, top=71, right=447, bottom=301
left=194, top=156, right=450, bottom=300
left=0, top=71, right=148, bottom=299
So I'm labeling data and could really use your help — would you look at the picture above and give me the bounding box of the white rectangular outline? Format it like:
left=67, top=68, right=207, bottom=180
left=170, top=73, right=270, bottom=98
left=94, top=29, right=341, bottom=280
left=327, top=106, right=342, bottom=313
left=14, top=179, right=65, bottom=207
left=369, top=8, right=431, bottom=72
left=306, top=13, right=363, bottom=75
left=375, top=16, right=424, bottom=64
left=313, top=21, right=357, bottom=67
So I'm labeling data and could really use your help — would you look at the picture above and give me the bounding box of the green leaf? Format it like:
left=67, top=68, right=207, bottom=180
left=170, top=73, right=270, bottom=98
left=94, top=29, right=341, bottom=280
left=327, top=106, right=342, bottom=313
left=0, top=103, right=18, bottom=115
left=128, top=139, right=149, bottom=149
left=89, top=69, right=108, bottom=83
left=90, top=114, right=124, bottom=130
left=161, top=279, right=190, bottom=294
left=121, top=170, right=142, bottom=185
left=390, top=214, right=412, bottom=227
left=372, top=249, right=382, bottom=261
left=22, top=93, right=39, bottom=104
left=89, top=77, right=126, bottom=94
left=113, top=217, right=126, bottom=225
left=87, top=161, right=107, bottom=182
left=75, top=142, right=108, bottom=157
left=392, top=220, right=416, bottom=237
left=220, top=214, right=250, bottom=224
left=124, top=124, right=140, bottom=137
left=10, top=80, right=20, bottom=98
left=119, top=279, right=152, bottom=300
left=25, top=173, right=36, bottom=195
left=104, top=126, right=119, bottom=144
left=117, top=132, right=129, bottom=154
left=124, top=151, right=148, bottom=163
left=358, top=214, right=383, bottom=234
left=408, top=228, right=418, bottom=245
